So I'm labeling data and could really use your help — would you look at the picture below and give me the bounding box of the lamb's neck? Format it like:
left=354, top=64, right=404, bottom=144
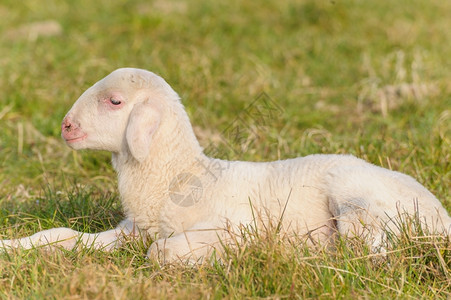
left=112, top=122, right=207, bottom=233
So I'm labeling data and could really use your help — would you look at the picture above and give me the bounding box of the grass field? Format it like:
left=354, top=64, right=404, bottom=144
left=0, top=0, right=450, bottom=298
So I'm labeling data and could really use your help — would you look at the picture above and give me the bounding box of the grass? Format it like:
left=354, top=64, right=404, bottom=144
left=0, top=0, right=450, bottom=298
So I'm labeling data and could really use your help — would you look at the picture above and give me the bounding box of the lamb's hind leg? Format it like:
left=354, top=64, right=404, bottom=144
left=326, top=165, right=414, bottom=252
left=326, top=162, right=451, bottom=251
left=1, top=219, right=139, bottom=251
left=328, top=196, right=387, bottom=252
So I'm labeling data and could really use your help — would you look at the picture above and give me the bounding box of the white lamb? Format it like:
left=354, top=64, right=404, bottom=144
left=1, top=68, right=450, bottom=263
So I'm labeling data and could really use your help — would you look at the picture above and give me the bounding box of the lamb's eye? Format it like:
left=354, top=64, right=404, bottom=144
left=110, top=98, right=122, bottom=105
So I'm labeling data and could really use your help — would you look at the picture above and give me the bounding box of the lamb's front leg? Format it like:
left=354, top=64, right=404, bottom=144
left=148, top=223, right=228, bottom=264
left=0, top=219, right=139, bottom=251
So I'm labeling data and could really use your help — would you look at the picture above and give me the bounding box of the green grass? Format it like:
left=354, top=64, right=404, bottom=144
left=0, top=0, right=450, bottom=298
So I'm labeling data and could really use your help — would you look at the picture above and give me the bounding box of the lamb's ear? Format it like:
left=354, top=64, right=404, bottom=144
left=126, top=101, right=161, bottom=163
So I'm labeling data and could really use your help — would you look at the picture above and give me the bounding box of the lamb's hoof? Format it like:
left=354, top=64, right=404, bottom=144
left=147, top=240, right=173, bottom=264
left=146, top=240, right=201, bottom=265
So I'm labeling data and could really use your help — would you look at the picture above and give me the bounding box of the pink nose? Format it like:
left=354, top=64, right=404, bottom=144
left=61, top=117, right=81, bottom=140
left=61, top=118, right=73, bottom=133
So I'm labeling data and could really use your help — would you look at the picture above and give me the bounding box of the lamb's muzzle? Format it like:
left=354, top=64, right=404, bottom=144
left=61, top=117, right=86, bottom=144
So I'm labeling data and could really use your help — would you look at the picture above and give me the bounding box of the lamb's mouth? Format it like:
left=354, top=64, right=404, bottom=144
left=64, top=134, right=87, bottom=143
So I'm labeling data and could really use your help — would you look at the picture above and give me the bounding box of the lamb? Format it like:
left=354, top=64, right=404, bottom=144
left=1, top=68, right=450, bottom=263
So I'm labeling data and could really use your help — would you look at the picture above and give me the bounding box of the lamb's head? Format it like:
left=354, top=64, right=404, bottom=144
left=62, top=68, right=182, bottom=162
